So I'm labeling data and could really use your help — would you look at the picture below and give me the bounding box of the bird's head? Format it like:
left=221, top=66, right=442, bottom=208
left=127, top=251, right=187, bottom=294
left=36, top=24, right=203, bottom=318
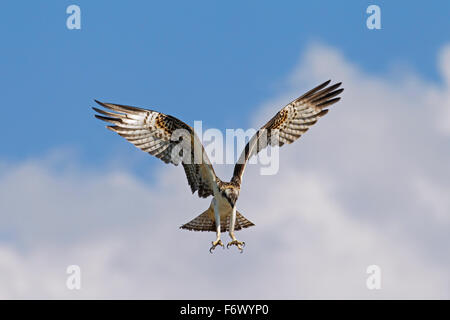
left=222, top=185, right=239, bottom=207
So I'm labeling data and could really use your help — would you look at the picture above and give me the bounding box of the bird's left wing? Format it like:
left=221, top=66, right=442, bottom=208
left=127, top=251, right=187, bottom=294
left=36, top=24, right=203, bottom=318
left=232, top=80, right=343, bottom=186
left=93, top=100, right=217, bottom=198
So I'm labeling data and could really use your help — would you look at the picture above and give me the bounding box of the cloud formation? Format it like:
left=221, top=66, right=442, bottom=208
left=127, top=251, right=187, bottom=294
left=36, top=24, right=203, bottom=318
left=1, top=43, right=450, bottom=299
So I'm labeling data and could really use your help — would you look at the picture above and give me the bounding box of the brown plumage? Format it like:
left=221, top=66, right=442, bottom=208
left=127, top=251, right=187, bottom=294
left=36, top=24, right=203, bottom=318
left=93, top=80, right=343, bottom=252
left=180, top=205, right=255, bottom=232
left=232, top=80, right=343, bottom=185
left=93, top=100, right=216, bottom=198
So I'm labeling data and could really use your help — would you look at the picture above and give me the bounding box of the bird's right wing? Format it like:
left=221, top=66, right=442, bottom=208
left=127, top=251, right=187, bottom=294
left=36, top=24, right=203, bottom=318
left=93, top=101, right=217, bottom=198
left=232, top=80, right=343, bottom=186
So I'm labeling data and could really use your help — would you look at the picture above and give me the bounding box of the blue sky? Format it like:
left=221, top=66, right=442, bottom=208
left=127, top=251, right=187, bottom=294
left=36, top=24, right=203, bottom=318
left=1, top=1, right=450, bottom=299
left=1, top=1, right=449, bottom=168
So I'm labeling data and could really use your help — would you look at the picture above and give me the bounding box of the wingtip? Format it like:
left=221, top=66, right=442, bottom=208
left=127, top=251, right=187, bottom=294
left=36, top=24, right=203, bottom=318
left=92, top=101, right=103, bottom=114
left=94, top=114, right=118, bottom=123
left=94, top=99, right=105, bottom=107
left=106, top=125, right=118, bottom=132
left=330, top=97, right=341, bottom=104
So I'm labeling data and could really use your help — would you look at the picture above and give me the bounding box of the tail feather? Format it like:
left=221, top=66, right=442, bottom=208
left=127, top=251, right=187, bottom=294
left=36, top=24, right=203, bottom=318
left=180, top=209, right=255, bottom=232
left=180, top=209, right=215, bottom=232
left=235, top=211, right=255, bottom=230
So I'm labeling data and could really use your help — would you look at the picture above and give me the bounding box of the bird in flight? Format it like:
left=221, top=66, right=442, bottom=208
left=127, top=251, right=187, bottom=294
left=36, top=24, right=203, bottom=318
left=93, top=80, right=343, bottom=253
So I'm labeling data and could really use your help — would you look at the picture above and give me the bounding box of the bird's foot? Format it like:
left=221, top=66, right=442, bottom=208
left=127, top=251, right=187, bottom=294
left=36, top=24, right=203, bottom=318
left=209, top=239, right=224, bottom=253
left=227, top=239, right=245, bottom=253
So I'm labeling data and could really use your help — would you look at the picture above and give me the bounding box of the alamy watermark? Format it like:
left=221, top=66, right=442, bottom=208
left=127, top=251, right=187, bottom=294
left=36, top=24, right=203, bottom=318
left=66, top=265, right=81, bottom=290
left=366, top=5, right=381, bottom=30
left=66, top=5, right=81, bottom=30
left=366, top=265, right=382, bottom=290
left=169, top=121, right=280, bottom=175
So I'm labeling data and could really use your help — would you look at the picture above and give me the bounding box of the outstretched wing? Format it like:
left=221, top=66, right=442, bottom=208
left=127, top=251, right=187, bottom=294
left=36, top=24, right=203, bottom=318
left=93, top=101, right=217, bottom=198
left=232, top=80, right=343, bottom=185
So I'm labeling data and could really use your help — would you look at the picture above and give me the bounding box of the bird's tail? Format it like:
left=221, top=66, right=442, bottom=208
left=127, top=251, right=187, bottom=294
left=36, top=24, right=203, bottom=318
left=180, top=207, right=255, bottom=232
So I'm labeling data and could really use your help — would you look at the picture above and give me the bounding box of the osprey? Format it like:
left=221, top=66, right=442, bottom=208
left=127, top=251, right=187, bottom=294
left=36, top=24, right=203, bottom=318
left=93, top=80, right=343, bottom=253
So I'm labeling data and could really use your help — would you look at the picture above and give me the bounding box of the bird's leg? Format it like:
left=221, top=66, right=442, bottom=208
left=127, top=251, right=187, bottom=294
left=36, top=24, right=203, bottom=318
left=210, top=224, right=224, bottom=253
left=209, top=199, right=224, bottom=253
left=227, top=206, right=245, bottom=253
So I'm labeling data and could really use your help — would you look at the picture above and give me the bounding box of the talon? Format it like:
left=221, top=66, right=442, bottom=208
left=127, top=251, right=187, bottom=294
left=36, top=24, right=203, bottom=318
left=209, top=239, right=224, bottom=253
left=227, top=240, right=245, bottom=252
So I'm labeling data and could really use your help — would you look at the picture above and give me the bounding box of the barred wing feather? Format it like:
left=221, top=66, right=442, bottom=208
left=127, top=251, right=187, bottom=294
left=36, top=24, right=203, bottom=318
left=232, top=80, right=343, bottom=185
left=93, top=101, right=217, bottom=198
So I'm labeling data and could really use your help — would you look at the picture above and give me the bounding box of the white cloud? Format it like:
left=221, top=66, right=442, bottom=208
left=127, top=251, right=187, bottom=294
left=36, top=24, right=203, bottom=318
left=428, top=44, right=450, bottom=135
left=1, top=43, right=450, bottom=299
